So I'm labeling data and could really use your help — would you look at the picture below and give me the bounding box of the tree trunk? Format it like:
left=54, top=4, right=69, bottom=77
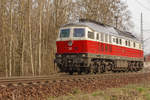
left=21, top=31, right=24, bottom=76
left=9, top=0, right=13, bottom=77
left=4, top=37, right=8, bottom=77
left=38, top=0, right=43, bottom=75
left=21, top=1, right=25, bottom=76
left=1, top=0, right=8, bottom=77
left=28, top=0, right=34, bottom=76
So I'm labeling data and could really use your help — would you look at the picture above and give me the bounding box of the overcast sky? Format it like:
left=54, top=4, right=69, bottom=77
left=126, top=0, right=150, bottom=54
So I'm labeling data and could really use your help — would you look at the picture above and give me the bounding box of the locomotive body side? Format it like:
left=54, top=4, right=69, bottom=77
left=55, top=20, right=144, bottom=75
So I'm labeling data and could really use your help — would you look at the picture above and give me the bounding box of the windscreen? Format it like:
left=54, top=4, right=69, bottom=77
left=60, top=29, right=70, bottom=38
left=73, top=28, right=85, bottom=37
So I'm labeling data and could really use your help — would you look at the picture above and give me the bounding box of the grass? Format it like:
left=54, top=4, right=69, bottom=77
left=48, top=84, right=150, bottom=100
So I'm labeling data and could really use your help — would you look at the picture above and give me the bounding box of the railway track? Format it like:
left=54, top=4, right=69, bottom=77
left=0, top=71, right=150, bottom=99
left=0, top=71, right=148, bottom=87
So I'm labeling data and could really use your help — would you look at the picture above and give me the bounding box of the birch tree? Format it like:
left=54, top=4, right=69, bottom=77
left=0, top=0, right=8, bottom=77
left=38, top=0, right=44, bottom=75
left=28, top=0, right=35, bottom=76
left=9, top=0, right=13, bottom=77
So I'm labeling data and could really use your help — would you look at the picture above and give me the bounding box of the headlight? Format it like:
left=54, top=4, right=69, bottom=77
left=68, top=41, right=73, bottom=46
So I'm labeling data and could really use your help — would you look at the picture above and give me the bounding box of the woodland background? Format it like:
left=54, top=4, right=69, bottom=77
left=0, top=0, right=133, bottom=77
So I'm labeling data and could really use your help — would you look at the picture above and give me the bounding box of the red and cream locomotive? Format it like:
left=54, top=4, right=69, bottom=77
left=55, top=19, right=144, bottom=75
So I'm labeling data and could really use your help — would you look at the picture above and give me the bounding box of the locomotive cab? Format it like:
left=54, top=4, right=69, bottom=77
left=55, top=26, right=92, bottom=74
left=56, top=27, right=88, bottom=53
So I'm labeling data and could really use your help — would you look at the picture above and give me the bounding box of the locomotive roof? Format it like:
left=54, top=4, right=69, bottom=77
left=62, top=19, right=140, bottom=42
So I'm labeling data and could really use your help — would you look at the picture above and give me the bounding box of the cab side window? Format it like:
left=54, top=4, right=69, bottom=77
left=128, top=41, right=130, bottom=47
left=116, top=38, right=119, bottom=44
left=105, top=34, right=108, bottom=42
left=109, top=35, right=112, bottom=43
left=133, top=42, right=136, bottom=48
left=101, top=33, right=104, bottom=42
left=88, top=31, right=94, bottom=39
left=120, top=39, right=122, bottom=45
left=113, top=38, right=116, bottom=43
left=96, top=33, right=99, bottom=40
left=125, top=40, right=128, bottom=46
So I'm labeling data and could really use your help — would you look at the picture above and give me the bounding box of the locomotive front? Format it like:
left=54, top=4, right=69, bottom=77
left=55, top=26, right=90, bottom=74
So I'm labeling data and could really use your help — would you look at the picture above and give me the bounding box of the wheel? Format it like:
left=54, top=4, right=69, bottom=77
left=78, top=71, right=82, bottom=75
left=112, top=70, right=117, bottom=73
left=98, top=66, right=103, bottom=73
left=69, top=71, right=73, bottom=75
left=85, top=68, right=90, bottom=74
left=101, top=64, right=106, bottom=73
left=117, top=70, right=121, bottom=73
left=93, top=70, right=97, bottom=74
left=122, top=70, right=125, bottom=72
left=90, top=67, right=96, bottom=74
left=130, top=68, right=133, bottom=72
left=94, top=67, right=98, bottom=74
left=134, top=69, right=138, bottom=72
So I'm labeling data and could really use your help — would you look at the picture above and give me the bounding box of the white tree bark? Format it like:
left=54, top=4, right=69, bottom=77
left=9, top=0, right=13, bottom=77
left=28, top=0, right=35, bottom=76
left=39, top=0, right=44, bottom=75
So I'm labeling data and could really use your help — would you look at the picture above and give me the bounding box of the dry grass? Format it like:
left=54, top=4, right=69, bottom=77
left=48, top=84, right=150, bottom=100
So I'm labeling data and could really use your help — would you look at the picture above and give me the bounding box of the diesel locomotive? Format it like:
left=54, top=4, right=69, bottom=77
left=55, top=19, right=144, bottom=75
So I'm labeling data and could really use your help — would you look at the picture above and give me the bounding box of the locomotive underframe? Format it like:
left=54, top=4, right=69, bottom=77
left=55, top=53, right=144, bottom=74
